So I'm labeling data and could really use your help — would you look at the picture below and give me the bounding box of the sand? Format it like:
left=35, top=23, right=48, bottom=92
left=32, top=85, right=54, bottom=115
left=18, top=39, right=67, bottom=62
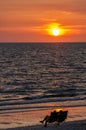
left=0, top=106, right=86, bottom=130
left=4, top=120, right=86, bottom=130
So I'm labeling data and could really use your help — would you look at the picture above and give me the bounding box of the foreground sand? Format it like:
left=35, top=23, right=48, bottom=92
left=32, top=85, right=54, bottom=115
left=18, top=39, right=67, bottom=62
left=0, top=106, right=86, bottom=130
left=6, top=120, right=86, bottom=130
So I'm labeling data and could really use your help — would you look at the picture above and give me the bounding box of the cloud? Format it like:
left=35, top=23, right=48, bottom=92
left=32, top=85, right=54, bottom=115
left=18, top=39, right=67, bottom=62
left=34, top=0, right=86, bottom=14
left=1, top=0, right=86, bottom=14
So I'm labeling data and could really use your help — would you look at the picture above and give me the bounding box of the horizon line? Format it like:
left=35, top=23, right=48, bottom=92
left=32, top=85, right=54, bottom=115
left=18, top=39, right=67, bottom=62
left=0, top=41, right=86, bottom=44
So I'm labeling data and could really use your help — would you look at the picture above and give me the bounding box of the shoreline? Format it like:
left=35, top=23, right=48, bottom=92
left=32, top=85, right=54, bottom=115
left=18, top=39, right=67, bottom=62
left=0, top=106, right=86, bottom=130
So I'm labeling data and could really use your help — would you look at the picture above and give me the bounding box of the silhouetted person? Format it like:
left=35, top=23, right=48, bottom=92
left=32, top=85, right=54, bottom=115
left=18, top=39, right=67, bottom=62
left=40, top=110, right=58, bottom=127
left=57, top=110, right=68, bottom=125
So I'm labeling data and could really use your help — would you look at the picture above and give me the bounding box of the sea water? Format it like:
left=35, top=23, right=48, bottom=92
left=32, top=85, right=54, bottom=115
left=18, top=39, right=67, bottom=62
left=0, top=42, right=86, bottom=113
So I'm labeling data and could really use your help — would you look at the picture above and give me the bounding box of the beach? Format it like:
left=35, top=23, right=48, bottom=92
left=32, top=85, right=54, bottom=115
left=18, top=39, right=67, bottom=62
left=0, top=106, right=86, bottom=130
left=6, top=120, right=86, bottom=130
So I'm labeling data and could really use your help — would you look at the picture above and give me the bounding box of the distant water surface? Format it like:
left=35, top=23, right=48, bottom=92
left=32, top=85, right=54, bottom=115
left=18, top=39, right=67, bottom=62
left=0, top=42, right=86, bottom=112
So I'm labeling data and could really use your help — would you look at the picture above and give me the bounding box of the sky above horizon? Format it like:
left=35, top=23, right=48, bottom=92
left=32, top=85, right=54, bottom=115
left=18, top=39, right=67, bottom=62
left=0, top=0, right=86, bottom=42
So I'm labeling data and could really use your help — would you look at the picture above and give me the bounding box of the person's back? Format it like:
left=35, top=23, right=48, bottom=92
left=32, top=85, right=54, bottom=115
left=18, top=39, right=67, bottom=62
left=49, top=110, right=58, bottom=122
left=57, top=110, right=68, bottom=124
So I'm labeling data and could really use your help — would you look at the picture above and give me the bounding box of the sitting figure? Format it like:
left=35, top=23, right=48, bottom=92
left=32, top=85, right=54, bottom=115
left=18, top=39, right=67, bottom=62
left=57, top=110, right=68, bottom=125
left=40, top=109, right=68, bottom=127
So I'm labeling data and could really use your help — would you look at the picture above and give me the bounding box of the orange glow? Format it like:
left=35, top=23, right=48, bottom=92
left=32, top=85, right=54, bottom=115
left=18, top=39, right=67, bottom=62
left=45, top=23, right=66, bottom=36
left=0, top=0, right=86, bottom=42
left=55, top=108, right=63, bottom=112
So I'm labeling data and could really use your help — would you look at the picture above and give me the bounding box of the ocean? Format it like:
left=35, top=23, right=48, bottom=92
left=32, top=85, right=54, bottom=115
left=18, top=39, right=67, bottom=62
left=0, top=42, right=86, bottom=113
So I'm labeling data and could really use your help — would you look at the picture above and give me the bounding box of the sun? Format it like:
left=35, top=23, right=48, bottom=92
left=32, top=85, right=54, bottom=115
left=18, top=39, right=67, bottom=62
left=52, top=28, right=60, bottom=36
left=45, top=23, right=65, bottom=36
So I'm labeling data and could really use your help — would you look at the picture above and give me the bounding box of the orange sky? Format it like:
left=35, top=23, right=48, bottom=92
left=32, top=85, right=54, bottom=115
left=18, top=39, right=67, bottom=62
left=0, top=0, right=86, bottom=42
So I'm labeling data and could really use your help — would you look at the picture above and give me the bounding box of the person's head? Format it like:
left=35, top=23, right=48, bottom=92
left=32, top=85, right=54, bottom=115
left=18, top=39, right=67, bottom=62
left=59, top=110, right=63, bottom=113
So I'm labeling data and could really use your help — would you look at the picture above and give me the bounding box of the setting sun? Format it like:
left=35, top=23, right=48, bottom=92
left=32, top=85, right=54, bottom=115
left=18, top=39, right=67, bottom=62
left=52, top=28, right=60, bottom=36
left=45, top=23, right=66, bottom=37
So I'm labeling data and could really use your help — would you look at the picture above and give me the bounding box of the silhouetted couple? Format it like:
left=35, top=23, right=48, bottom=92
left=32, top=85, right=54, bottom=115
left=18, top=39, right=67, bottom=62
left=40, top=110, right=68, bottom=127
